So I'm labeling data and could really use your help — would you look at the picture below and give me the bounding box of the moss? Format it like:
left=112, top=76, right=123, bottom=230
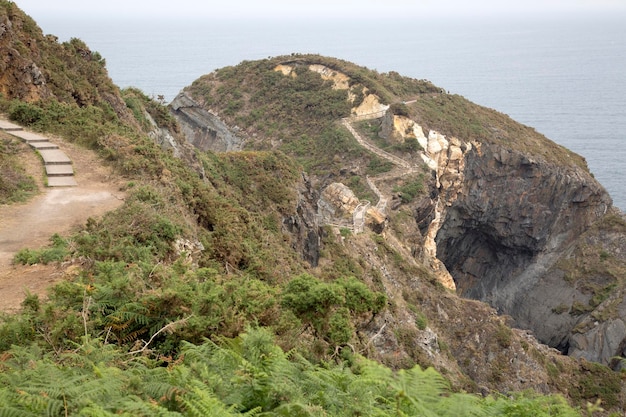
left=393, top=175, right=425, bottom=203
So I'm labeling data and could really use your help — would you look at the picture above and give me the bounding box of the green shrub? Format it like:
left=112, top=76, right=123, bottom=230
left=393, top=176, right=425, bottom=203
left=8, top=100, right=44, bottom=125
left=282, top=274, right=385, bottom=346
left=415, top=311, right=428, bottom=330
left=495, top=323, right=512, bottom=348
left=0, top=138, right=38, bottom=203
left=13, top=233, right=69, bottom=265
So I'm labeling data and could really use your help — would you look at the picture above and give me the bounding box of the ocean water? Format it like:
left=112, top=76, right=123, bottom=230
left=36, top=15, right=626, bottom=210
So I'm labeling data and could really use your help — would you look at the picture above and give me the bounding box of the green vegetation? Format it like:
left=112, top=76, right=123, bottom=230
left=393, top=175, right=425, bottom=203
left=0, top=327, right=584, bottom=417
left=3, top=97, right=132, bottom=151
left=282, top=274, right=386, bottom=346
left=1, top=3, right=624, bottom=412
left=14, top=233, right=69, bottom=265
left=570, top=361, right=623, bottom=409
left=0, top=135, right=38, bottom=203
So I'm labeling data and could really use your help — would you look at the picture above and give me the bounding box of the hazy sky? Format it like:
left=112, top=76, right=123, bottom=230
left=15, top=0, right=626, bottom=19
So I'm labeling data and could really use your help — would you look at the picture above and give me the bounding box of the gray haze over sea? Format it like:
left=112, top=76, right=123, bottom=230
left=38, top=15, right=626, bottom=210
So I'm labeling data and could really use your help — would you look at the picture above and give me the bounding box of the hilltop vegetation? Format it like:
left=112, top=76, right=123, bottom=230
left=0, top=2, right=625, bottom=415
left=187, top=54, right=587, bottom=172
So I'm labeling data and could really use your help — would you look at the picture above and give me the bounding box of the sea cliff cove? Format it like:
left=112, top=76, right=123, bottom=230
left=1, top=1, right=626, bottom=415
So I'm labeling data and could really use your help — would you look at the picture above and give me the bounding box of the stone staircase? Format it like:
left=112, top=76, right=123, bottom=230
left=0, top=119, right=77, bottom=187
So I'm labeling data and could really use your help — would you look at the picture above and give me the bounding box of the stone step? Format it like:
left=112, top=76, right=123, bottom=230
left=47, top=176, right=78, bottom=187
left=0, top=120, right=23, bottom=131
left=29, top=141, right=59, bottom=150
left=45, top=164, right=74, bottom=177
left=38, top=149, right=72, bottom=165
left=8, top=130, right=48, bottom=141
left=1, top=118, right=77, bottom=187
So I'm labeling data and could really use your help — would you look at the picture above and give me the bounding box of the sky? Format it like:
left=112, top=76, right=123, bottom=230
left=14, top=0, right=626, bottom=20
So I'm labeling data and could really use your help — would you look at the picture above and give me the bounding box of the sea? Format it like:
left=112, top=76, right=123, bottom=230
left=34, top=14, right=626, bottom=210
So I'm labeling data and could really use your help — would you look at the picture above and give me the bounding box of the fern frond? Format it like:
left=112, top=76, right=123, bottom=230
left=181, top=383, right=238, bottom=417
left=114, top=395, right=184, bottom=417
left=0, top=407, right=39, bottom=417
left=434, top=392, right=491, bottom=417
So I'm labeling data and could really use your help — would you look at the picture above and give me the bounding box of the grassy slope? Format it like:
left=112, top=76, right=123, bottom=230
left=0, top=132, right=38, bottom=203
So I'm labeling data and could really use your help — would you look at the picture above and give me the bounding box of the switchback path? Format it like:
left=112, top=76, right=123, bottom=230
left=0, top=120, right=126, bottom=313
left=341, top=116, right=421, bottom=215
left=343, top=113, right=457, bottom=291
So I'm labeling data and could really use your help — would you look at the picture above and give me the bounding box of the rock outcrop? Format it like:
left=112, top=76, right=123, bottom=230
left=170, top=92, right=244, bottom=152
left=0, top=8, right=51, bottom=101
left=317, top=182, right=385, bottom=233
left=435, top=142, right=617, bottom=362
left=283, top=173, right=322, bottom=267
left=144, top=109, right=206, bottom=178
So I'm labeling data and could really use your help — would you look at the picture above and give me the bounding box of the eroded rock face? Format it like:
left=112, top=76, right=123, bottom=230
left=317, top=182, right=385, bottom=233
left=318, top=182, right=361, bottom=224
left=283, top=173, right=321, bottom=267
left=144, top=110, right=206, bottom=179
left=170, top=92, right=244, bottom=152
left=435, top=143, right=615, bottom=361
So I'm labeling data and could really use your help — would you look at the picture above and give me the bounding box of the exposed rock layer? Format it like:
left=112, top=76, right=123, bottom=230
left=170, top=92, right=243, bottom=152
left=435, top=143, right=617, bottom=362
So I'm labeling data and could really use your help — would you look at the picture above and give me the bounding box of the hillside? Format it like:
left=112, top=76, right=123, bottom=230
left=177, top=54, right=624, bottom=364
left=1, top=2, right=625, bottom=415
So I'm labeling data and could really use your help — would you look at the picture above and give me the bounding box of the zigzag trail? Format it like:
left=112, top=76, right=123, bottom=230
left=0, top=118, right=126, bottom=313
left=341, top=115, right=421, bottom=215
left=341, top=116, right=420, bottom=251
left=341, top=113, right=457, bottom=290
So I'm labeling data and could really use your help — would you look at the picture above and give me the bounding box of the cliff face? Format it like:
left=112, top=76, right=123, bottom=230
left=282, top=172, right=322, bottom=267
left=434, top=143, right=620, bottom=362
left=169, top=92, right=244, bottom=152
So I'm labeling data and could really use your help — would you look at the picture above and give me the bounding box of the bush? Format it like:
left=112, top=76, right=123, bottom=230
left=14, top=233, right=69, bottom=265
left=393, top=176, right=425, bottom=203
left=0, top=138, right=38, bottom=203
left=8, top=100, right=44, bottom=125
left=281, top=274, right=385, bottom=346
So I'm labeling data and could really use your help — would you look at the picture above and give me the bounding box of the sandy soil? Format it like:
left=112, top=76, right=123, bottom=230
left=0, top=130, right=126, bottom=313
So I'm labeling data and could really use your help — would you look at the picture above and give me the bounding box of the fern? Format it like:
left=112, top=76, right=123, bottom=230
left=0, top=407, right=39, bottom=417
left=181, top=382, right=239, bottom=417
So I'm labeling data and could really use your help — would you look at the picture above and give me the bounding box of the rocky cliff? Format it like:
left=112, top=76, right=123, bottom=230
left=0, top=2, right=131, bottom=120
left=170, top=92, right=244, bottom=152
left=433, top=141, right=622, bottom=362
left=0, top=7, right=50, bottom=101
left=172, top=56, right=626, bottom=370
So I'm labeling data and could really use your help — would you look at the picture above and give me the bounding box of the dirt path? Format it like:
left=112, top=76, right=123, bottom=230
left=0, top=129, right=126, bottom=313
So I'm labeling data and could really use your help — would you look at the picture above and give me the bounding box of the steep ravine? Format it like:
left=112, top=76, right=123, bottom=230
left=434, top=142, right=620, bottom=363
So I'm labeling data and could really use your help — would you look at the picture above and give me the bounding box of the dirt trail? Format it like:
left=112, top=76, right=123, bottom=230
left=0, top=130, right=125, bottom=313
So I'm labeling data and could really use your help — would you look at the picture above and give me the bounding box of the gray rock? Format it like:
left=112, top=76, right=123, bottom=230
left=435, top=143, right=617, bottom=362
left=170, top=92, right=244, bottom=152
